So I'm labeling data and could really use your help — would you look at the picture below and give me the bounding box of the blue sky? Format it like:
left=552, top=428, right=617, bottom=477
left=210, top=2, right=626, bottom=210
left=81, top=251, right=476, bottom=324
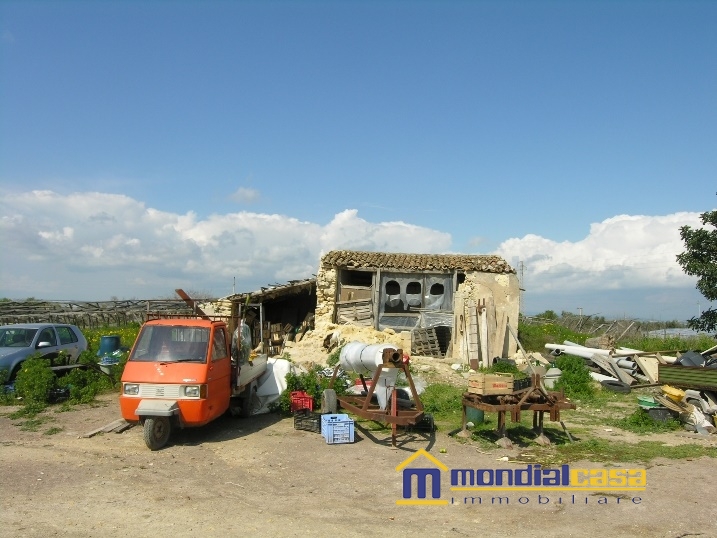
left=0, top=0, right=715, bottom=322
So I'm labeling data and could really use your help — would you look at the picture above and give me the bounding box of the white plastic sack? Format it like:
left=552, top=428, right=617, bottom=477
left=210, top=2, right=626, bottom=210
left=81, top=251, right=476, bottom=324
left=253, top=358, right=306, bottom=415
left=684, top=406, right=716, bottom=435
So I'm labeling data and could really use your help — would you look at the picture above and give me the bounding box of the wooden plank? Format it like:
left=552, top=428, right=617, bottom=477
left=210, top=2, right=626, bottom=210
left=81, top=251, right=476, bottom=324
left=589, top=353, right=621, bottom=378
left=634, top=355, right=659, bottom=384
left=478, top=304, right=489, bottom=368
left=485, top=297, right=497, bottom=359
left=82, top=418, right=128, bottom=438
left=493, top=310, right=507, bottom=359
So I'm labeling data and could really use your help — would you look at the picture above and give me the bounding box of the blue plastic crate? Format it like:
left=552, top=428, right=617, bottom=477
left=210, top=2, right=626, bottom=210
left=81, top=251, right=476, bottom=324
left=321, top=413, right=355, bottom=444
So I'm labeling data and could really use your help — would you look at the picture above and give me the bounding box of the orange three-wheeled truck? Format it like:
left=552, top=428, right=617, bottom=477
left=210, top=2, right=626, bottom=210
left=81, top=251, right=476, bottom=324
left=120, top=317, right=267, bottom=450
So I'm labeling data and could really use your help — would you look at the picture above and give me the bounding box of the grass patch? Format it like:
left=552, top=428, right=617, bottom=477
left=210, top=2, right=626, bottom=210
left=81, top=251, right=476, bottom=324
left=9, top=400, right=47, bottom=419
left=508, top=438, right=717, bottom=466
left=15, top=416, right=51, bottom=432
left=549, top=439, right=715, bottom=465
left=43, top=426, right=63, bottom=435
left=620, top=334, right=717, bottom=354
left=518, top=323, right=587, bottom=352
left=420, top=383, right=464, bottom=425
left=607, top=408, right=682, bottom=434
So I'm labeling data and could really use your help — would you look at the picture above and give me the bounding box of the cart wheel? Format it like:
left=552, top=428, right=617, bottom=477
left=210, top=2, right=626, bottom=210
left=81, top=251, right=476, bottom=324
left=143, top=417, right=171, bottom=450
left=423, top=413, right=435, bottom=432
left=321, top=389, right=337, bottom=414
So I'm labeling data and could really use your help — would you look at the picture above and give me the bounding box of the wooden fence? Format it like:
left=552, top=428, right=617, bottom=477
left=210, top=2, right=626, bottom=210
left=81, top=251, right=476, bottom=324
left=0, top=300, right=199, bottom=329
left=521, top=314, right=646, bottom=339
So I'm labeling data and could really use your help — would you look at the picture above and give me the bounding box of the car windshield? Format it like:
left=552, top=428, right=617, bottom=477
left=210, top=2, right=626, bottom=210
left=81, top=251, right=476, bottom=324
left=0, top=328, right=37, bottom=348
left=129, top=325, right=209, bottom=363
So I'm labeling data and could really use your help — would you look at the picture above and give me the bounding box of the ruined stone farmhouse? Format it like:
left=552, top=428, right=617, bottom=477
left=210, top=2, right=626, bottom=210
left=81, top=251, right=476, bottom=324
left=314, top=250, right=520, bottom=360
left=214, top=249, right=520, bottom=361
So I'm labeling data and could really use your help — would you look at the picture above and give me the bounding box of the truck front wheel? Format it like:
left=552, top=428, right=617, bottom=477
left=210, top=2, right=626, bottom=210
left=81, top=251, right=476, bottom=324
left=143, top=417, right=171, bottom=450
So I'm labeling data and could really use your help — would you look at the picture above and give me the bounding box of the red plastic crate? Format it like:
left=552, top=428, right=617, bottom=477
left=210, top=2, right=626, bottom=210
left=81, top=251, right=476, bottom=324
left=290, top=391, right=314, bottom=412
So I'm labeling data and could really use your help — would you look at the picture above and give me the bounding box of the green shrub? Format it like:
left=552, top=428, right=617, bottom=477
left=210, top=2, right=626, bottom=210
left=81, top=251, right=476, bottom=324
left=62, top=352, right=117, bottom=404
left=272, top=364, right=348, bottom=414
left=14, top=356, right=57, bottom=410
left=484, top=361, right=528, bottom=379
left=0, top=368, right=16, bottom=405
left=82, top=323, right=141, bottom=356
left=552, top=354, right=595, bottom=400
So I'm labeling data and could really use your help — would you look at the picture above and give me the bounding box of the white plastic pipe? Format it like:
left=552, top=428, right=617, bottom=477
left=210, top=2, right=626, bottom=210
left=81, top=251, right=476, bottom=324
left=340, top=341, right=401, bottom=410
left=616, top=358, right=636, bottom=368
left=590, top=372, right=617, bottom=382
left=545, top=344, right=610, bottom=359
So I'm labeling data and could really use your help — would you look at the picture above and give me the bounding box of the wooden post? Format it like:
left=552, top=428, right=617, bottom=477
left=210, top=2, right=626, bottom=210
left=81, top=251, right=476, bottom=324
left=479, top=301, right=489, bottom=368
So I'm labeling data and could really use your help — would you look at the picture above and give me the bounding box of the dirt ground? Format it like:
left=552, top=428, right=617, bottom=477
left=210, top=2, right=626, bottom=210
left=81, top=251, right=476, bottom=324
left=2, top=383, right=717, bottom=538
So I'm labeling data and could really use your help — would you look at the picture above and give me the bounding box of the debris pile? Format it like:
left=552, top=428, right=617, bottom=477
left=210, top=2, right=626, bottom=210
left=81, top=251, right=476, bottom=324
left=545, top=340, right=717, bottom=434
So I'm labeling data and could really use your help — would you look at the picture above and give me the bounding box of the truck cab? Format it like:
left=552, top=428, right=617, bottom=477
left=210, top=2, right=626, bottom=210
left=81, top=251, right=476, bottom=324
left=120, top=318, right=266, bottom=450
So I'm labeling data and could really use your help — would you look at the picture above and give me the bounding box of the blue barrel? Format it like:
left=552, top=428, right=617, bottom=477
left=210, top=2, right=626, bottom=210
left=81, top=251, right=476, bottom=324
left=466, top=407, right=484, bottom=425
left=97, top=335, right=121, bottom=356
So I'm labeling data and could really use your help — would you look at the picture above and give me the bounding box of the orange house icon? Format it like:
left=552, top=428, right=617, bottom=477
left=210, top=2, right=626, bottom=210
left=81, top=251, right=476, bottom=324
left=395, top=449, right=449, bottom=506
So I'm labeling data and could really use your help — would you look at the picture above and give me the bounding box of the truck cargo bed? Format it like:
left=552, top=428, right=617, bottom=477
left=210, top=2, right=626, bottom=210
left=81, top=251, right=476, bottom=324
left=234, top=354, right=268, bottom=393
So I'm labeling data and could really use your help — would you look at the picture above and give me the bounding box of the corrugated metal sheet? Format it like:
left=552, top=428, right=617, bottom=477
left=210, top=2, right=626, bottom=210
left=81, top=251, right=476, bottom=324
left=225, top=278, right=316, bottom=303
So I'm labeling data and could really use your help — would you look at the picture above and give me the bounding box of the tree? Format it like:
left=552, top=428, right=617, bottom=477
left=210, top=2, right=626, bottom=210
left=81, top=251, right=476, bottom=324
left=676, top=203, right=717, bottom=333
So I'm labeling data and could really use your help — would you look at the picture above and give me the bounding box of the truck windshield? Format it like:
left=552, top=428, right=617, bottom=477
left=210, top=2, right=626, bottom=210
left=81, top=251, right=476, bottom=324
left=129, top=326, right=209, bottom=363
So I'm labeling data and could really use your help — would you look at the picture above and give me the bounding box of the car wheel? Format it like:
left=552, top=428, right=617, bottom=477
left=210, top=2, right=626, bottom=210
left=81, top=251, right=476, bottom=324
left=143, top=417, right=171, bottom=450
left=9, top=364, right=22, bottom=383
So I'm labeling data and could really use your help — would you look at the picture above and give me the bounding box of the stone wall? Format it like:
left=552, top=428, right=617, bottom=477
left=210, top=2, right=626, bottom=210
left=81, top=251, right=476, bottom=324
left=314, top=266, right=338, bottom=332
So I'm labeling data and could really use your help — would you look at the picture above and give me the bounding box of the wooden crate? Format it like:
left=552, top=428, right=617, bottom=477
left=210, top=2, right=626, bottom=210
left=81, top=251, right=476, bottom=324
left=467, top=373, right=514, bottom=395
left=412, top=327, right=442, bottom=358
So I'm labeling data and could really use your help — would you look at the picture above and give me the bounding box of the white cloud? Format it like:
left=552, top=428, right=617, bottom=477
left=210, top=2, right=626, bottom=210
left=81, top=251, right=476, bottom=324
left=495, top=212, right=704, bottom=292
left=231, top=187, right=260, bottom=204
left=0, top=189, right=709, bottom=319
left=0, top=190, right=452, bottom=300
left=494, top=212, right=708, bottom=319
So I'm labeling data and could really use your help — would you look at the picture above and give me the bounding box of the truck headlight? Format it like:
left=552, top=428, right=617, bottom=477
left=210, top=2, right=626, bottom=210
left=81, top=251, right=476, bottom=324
left=123, top=383, right=139, bottom=396
left=184, top=385, right=201, bottom=398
